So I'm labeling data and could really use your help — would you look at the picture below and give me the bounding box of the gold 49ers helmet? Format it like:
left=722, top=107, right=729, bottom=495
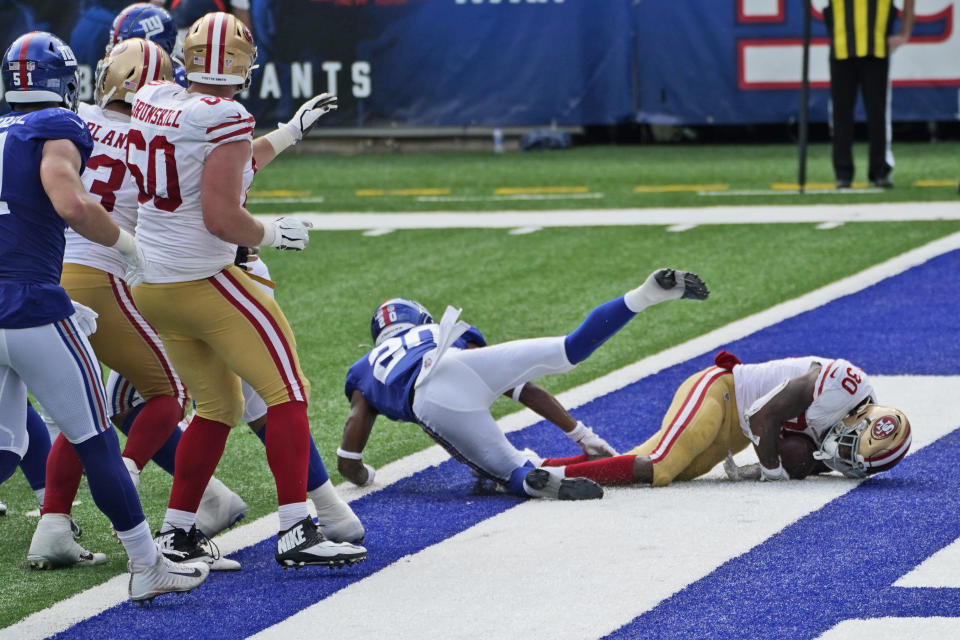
left=813, top=404, right=912, bottom=478
left=182, top=12, right=257, bottom=88
left=95, top=38, right=173, bottom=108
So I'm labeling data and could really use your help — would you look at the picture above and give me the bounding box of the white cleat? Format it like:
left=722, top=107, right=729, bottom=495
left=0, top=499, right=6, bottom=516
left=28, top=513, right=107, bottom=569
left=195, top=477, right=247, bottom=539
left=311, top=480, right=365, bottom=543
left=128, top=553, right=209, bottom=604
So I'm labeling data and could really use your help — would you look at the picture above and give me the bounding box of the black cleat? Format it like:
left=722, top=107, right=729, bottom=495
left=524, top=467, right=604, bottom=501
left=654, top=269, right=709, bottom=301
left=275, top=517, right=367, bottom=569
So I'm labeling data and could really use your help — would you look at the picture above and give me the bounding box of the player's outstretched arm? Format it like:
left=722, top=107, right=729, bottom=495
left=254, top=93, right=338, bottom=168
left=338, top=390, right=378, bottom=486
left=512, top=383, right=617, bottom=457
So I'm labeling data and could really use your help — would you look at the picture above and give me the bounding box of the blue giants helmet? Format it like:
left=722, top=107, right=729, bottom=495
left=2, top=32, right=80, bottom=111
left=109, top=3, right=179, bottom=55
left=371, top=298, right=433, bottom=346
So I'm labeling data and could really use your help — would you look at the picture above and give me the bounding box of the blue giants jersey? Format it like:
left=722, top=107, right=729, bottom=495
left=345, top=324, right=486, bottom=423
left=0, top=108, right=93, bottom=328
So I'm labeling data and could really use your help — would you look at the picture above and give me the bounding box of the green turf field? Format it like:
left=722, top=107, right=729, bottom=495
left=246, top=142, right=960, bottom=213
left=2, top=141, right=960, bottom=627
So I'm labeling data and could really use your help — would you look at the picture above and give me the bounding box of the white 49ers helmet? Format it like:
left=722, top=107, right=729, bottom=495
left=814, top=404, right=912, bottom=478
left=182, top=12, right=257, bottom=88
left=95, top=38, right=173, bottom=108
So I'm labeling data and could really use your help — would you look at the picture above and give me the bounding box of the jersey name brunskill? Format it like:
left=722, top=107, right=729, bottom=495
left=129, top=99, right=182, bottom=128
left=128, top=81, right=255, bottom=283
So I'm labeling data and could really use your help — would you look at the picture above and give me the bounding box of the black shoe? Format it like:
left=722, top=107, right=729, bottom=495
left=835, top=179, right=852, bottom=189
left=872, top=176, right=894, bottom=188
left=275, top=517, right=367, bottom=569
left=523, top=467, right=604, bottom=500
left=154, top=525, right=241, bottom=571
left=654, top=269, right=710, bottom=301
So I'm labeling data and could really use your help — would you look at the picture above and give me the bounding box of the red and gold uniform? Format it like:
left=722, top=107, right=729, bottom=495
left=128, top=80, right=309, bottom=426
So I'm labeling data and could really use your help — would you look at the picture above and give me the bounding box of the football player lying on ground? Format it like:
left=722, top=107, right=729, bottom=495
left=541, top=352, right=912, bottom=486
left=337, top=269, right=709, bottom=500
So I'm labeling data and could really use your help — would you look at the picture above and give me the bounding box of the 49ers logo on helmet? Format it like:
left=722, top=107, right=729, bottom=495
left=872, top=416, right=898, bottom=439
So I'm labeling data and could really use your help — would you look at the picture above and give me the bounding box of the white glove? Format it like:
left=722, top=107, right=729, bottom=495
left=261, top=217, right=313, bottom=251
left=283, top=93, right=338, bottom=141
left=759, top=461, right=790, bottom=481
left=566, top=421, right=618, bottom=457
left=70, top=300, right=99, bottom=337
left=121, top=243, right=146, bottom=288
left=723, top=452, right=762, bottom=481
left=111, top=229, right=145, bottom=287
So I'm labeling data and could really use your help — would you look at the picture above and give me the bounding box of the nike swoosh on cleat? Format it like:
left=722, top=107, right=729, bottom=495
left=169, top=568, right=203, bottom=577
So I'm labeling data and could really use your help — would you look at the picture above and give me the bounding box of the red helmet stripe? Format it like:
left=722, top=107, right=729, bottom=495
left=112, top=5, right=138, bottom=47
left=17, top=32, right=35, bottom=91
left=204, top=16, right=215, bottom=73
left=380, top=304, right=393, bottom=329
left=137, top=42, right=150, bottom=89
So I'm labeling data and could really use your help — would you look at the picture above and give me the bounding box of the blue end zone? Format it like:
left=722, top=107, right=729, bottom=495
left=54, top=249, right=960, bottom=638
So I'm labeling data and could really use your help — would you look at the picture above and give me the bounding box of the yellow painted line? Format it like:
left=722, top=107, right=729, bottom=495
left=771, top=182, right=867, bottom=190
left=633, top=184, right=727, bottom=193
left=247, top=189, right=310, bottom=198
left=356, top=188, right=451, bottom=197
left=913, top=179, right=958, bottom=188
left=494, top=186, right=588, bottom=195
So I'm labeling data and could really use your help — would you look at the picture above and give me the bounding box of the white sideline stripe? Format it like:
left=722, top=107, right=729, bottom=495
left=6, top=229, right=960, bottom=640
left=253, top=201, right=960, bottom=230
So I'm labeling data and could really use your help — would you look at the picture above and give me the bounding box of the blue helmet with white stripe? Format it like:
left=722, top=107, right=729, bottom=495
left=371, top=298, right=433, bottom=346
left=2, top=32, right=80, bottom=112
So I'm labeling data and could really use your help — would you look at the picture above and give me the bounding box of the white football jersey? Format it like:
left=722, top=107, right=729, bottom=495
left=733, top=356, right=876, bottom=445
left=128, top=81, right=255, bottom=283
left=64, top=103, right=139, bottom=278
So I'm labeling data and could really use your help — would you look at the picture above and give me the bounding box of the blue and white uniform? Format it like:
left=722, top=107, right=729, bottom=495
left=347, top=315, right=575, bottom=486
left=0, top=108, right=114, bottom=459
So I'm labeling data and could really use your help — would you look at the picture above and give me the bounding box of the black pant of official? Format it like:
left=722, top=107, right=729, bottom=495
left=829, top=56, right=892, bottom=184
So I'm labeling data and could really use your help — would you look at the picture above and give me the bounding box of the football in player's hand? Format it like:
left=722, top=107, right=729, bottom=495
left=777, top=432, right=817, bottom=479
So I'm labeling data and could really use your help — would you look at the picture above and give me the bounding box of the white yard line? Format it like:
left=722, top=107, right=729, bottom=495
left=253, top=201, right=960, bottom=230
left=5, top=223, right=960, bottom=640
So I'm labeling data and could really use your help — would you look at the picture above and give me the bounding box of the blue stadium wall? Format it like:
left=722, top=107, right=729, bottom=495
left=2, top=0, right=958, bottom=127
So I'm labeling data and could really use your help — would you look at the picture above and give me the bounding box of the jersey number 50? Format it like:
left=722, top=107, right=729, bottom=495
left=126, top=130, right=182, bottom=212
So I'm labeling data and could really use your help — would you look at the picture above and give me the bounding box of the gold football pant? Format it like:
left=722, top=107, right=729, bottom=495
left=61, top=263, right=186, bottom=405
left=132, top=265, right=310, bottom=426
left=627, top=366, right=748, bottom=486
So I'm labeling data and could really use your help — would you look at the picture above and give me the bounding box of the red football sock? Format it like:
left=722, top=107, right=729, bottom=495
left=167, top=416, right=229, bottom=512
left=564, top=454, right=638, bottom=485
left=542, top=454, right=590, bottom=467
left=121, top=395, right=182, bottom=470
left=264, top=400, right=310, bottom=506
left=43, top=434, right=83, bottom=515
